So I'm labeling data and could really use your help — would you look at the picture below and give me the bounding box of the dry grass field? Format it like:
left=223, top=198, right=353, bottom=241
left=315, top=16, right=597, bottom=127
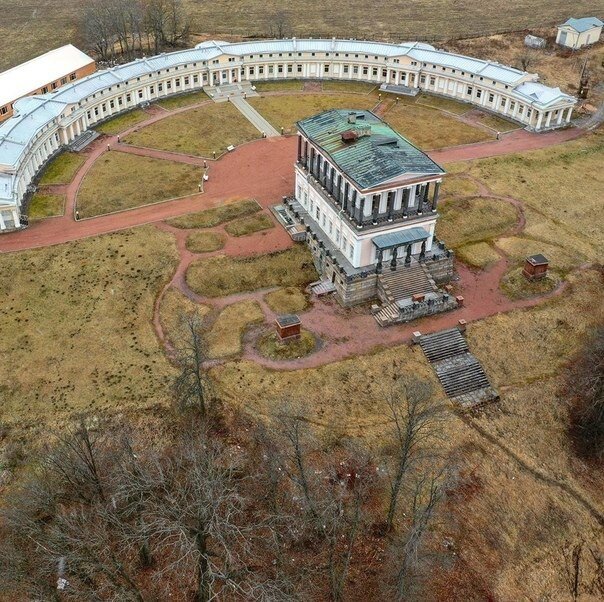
left=157, top=90, right=209, bottom=110
left=466, top=133, right=604, bottom=271
left=0, top=1, right=596, bottom=72
left=383, top=102, right=493, bottom=149
left=27, top=192, right=65, bottom=219
left=158, top=287, right=211, bottom=344
left=264, top=286, right=309, bottom=314
left=166, top=199, right=260, bottom=228
left=256, top=329, right=317, bottom=360
left=436, top=197, right=518, bottom=249
left=185, top=231, right=226, bottom=253
left=76, top=152, right=201, bottom=217
left=223, top=213, right=274, bottom=237
left=248, top=93, right=377, bottom=134
left=206, top=300, right=265, bottom=358
left=0, top=227, right=179, bottom=436
left=186, top=245, right=318, bottom=297
left=124, top=102, right=260, bottom=156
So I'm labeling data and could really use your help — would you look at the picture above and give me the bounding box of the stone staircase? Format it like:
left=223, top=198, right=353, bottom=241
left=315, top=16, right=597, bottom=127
left=378, top=262, right=437, bottom=304
left=419, top=329, right=499, bottom=408
left=70, top=130, right=99, bottom=152
left=373, top=302, right=400, bottom=326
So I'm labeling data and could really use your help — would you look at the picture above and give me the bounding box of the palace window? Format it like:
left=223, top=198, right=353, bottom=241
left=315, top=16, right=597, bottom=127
left=372, top=67, right=378, bottom=76
left=297, top=65, right=302, bottom=73
left=61, top=77, right=67, bottom=84
left=278, top=65, right=284, bottom=73
left=193, top=75, right=199, bottom=83
left=430, top=77, right=435, bottom=86
left=184, top=76, right=189, bottom=84
left=488, top=93, right=494, bottom=102
left=518, top=105, right=523, bottom=114
left=51, top=82, right=57, bottom=89
left=343, top=65, right=349, bottom=73
left=501, top=97, right=506, bottom=106
left=1, top=106, right=8, bottom=115
left=362, top=66, right=368, bottom=75
left=288, top=65, right=293, bottom=73
left=476, top=89, right=482, bottom=98
left=126, top=93, right=131, bottom=102
left=259, top=66, right=264, bottom=74
left=324, top=65, right=329, bottom=73
left=526, top=108, right=532, bottom=117
left=349, top=243, right=354, bottom=259
left=138, top=90, right=143, bottom=99
left=353, top=66, right=359, bottom=74
left=110, top=100, right=115, bottom=108
left=175, top=79, right=180, bottom=87
left=167, top=81, right=172, bottom=89
left=158, top=82, right=163, bottom=91
left=69, top=73, right=76, bottom=80
left=335, top=230, right=340, bottom=243
left=268, top=66, right=274, bottom=74
left=510, top=102, right=515, bottom=110
left=420, top=75, right=426, bottom=84
left=150, top=86, right=154, bottom=94
left=94, top=107, right=99, bottom=116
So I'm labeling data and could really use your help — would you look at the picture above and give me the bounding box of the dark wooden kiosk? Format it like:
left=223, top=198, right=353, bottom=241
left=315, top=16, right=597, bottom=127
left=275, top=314, right=301, bottom=340
left=522, top=254, right=549, bottom=281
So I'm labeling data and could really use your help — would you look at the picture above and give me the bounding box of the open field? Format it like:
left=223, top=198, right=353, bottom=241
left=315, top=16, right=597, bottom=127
left=39, top=152, right=85, bottom=186
left=0, top=227, right=179, bottom=434
left=455, top=241, right=501, bottom=268
left=252, top=80, right=304, bottom=92
left=186, top=245, right=318, bottom=297
left=185, top=231, right=226, bottom=253
left=0, top=1, right=597, bottom=72
left=166, top=199, right=260, bottom=228
left=27, top=192, right=65, bottom=219
left=76, top=152, right=201, bottom=217
left=383, top=102, right=493, bottom=149
left=249, top=93, right=377, bottom=134
left=124, top=102, right=260, bottom=156
left=95, top=109, right=148, bottom=135
left=206, top=300, right=264, bottom=358
left=158, top=287, right=211, bottom=345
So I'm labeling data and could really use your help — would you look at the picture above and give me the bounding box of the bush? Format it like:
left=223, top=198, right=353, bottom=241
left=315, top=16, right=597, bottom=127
left=566, top=326, right=604, bottom=461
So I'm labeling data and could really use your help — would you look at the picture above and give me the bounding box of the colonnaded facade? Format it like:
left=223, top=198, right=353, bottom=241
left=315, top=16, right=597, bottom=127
left=279, top=109, right=457, bottom=325
left=0, top=38, right=577, bottom=231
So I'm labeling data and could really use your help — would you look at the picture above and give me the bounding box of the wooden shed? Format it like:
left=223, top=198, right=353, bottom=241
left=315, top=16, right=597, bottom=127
left=523, top=254, right=549, bottom=281
left=275, top=314, right=301, bottom=340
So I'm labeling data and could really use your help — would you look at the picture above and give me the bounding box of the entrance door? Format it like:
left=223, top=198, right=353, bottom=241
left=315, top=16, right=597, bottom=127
left=559, top=31, right=567, bottom=46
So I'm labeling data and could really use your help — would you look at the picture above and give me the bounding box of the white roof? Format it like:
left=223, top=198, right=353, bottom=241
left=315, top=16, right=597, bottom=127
left=0, top=44, right=94, bottom=108
left=0, top=39, right=577, bottom=171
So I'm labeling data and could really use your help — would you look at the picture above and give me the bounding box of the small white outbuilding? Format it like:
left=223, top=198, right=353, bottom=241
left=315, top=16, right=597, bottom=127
left=556, top=17, right=603, bottom=49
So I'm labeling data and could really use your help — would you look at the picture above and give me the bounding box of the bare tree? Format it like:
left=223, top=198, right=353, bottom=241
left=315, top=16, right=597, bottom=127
left=268, top=10, right=291, bottom=39
left=517, top=49, right=537, bottom=71
left=383, top=378, right=444, bottom=533
left=172, top=312, right=211, bottom=417
left=385, top=471, right=446, bottom=601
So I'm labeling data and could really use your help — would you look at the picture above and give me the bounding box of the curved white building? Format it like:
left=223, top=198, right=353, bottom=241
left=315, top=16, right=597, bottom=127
left=0, top=38, right=576, bottom=231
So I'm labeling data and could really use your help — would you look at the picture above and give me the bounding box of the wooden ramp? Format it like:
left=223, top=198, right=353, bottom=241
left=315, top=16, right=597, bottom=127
left=419, top=329, right=498, bottom=409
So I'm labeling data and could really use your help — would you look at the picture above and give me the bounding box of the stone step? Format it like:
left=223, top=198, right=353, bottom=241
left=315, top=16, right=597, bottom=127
left=374, top=303, right=400, bottom=327
left=419, top=328, right=468, bottom=362
left=379, top=262, right=435, bottom=302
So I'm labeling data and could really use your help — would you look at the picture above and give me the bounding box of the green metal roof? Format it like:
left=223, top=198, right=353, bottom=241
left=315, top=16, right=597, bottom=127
left=297, top=109, right=445, bottom=191
left=373, top=227, right=430, bottom=250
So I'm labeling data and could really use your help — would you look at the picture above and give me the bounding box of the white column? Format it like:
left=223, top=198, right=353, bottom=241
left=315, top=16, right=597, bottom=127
left=566, top=106, right=573, bottom=123
left=545, top=111, right=552, bottom=128
left=12, top=209, right=20, bottom=228
left=557, top=110, right=564, bottom=126
left=536, top=111, right=543, bottom=130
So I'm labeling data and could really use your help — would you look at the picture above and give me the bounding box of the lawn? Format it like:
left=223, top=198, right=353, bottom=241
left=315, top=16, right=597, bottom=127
left=95, top=109, right=149, bottom=135
left=0, top=226, right=179, bottom=432
left=206, top=300, right=265, bottom=358
left=27, top=192, right=65, bottom=219
left=124, top=102, right=260, bottom=156
left=248, top=93, right=377, bottom=134
left=439, top=175, right=481, bottom=198
left=321, top=81, right=379, bottom=94
left=416, top=93, right=471, bottom=115
left=436, top=197, right=518, bottom=249
left=185, top=231, right=226, bottom=253
left=166, top=199, right=261, bottom=228
left=472, top=112, right=519, bottom=133
left=455, top=242, right=501, bottom=268
left=383, top=102, right=493, bottom=149
left=76, top=152, right=201, bottom=217
left=252, top=80, right=304, bottom=92
left=223, top=213, right=274, bottom=237
left=157, top=90, right=209, bottom=110
left=466, top=135, right=604, bottom=269
left=39, top=152, right=85, bottom=185
left=186, top=245, right=318, bottom=297
left=264, top=286, right=309, bottom=314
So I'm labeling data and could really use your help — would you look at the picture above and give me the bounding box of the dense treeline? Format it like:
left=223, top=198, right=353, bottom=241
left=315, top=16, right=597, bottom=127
left=82, top=0, right=190, bottom=63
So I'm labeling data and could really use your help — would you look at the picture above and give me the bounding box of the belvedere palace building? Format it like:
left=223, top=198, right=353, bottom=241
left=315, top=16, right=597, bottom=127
left=281, top=109, right=457, bottom=325
left=0, top=38, right=577, bottom=231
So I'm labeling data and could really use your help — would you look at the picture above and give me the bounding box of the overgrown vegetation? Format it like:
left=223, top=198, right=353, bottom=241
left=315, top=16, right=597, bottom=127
left=185, top=231, right=226, bottom=253
left=264, top=286, right=309, bottom=314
